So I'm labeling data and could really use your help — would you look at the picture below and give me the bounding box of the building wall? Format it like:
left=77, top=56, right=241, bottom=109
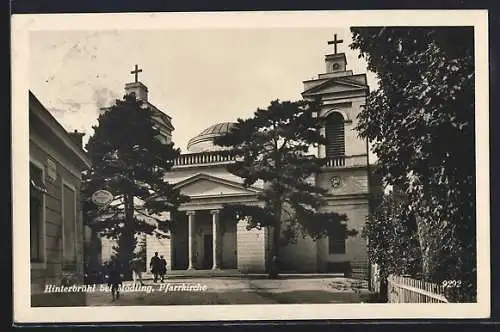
left=171, top=216, right=188, bottom=270
left=279, top=235, right=318, bottom=272
left=316, top=201, right=369, bottom=276
left=236, top=220, right=266, bottom=273
left=30, top=133, right=84, bottom=294
left=315, top=166, right=370, bottom=278
left=344, top=97, right=368, bottom=157
left=317, top=167, right=369, bottom=197
left=146, top=235, right=171, bottom=274
left=277, top=200, right=319, bottom=273
left=221, top=221, right=237, bottom=269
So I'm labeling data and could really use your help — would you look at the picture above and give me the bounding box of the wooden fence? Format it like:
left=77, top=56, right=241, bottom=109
left=387, top=274, right=448, bottom=303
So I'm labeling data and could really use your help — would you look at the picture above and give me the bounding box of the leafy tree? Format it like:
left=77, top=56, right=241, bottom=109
left=214, top=99, right=355, bottom=278
left=83, top=94, right=189, bottom=279
left=363, top=186, right=423, bottom=300
left=351, top=27, right=475, bottom=301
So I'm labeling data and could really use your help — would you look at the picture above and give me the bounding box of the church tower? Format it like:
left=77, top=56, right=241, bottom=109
left=125, top=65, right=174, bottom=145
left=125, top=65, right=149, bottom=102
left=300, top=34, right=370, bottom=279
left=99, top=65, right=175, bottom=145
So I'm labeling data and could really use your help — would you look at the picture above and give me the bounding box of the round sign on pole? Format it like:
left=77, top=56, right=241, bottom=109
left=91, top=190, right=114, bottom=206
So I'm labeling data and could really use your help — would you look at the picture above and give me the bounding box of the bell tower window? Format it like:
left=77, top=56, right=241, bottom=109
left=325, top=112, right=345, bottom=158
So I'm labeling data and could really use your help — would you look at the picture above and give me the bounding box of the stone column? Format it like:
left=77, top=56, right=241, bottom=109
left=187, top=211, right=196, bottom=270
left=211, top=209, right=220, bottom=270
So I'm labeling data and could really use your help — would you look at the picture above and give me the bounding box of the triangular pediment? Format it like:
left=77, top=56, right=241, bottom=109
left=148, top=103, right=174, bottom=129
left=302, top=76, right=368, bottom=97
left=152, top=112, right=173, bottom=128
left=173, top=173, right=261, bottom=198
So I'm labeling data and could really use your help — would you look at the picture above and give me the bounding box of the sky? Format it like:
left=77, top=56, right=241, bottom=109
left=29, top=27, right=378, bottom=158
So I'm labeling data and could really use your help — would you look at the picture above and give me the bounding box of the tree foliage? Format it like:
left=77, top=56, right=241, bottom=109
left=83, top=94, right=189, bottom=277
left=214, top=99, right=355, bottom=277
left=363, top=187, right=422, bottom=278
left=351, top=27, right=475, bottom=301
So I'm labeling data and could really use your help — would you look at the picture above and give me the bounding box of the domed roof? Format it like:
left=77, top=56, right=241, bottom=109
left=187, top=122, right=236, bottom=153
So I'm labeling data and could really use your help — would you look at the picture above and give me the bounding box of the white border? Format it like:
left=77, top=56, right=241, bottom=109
left=12, top=10, right=490, bottom=323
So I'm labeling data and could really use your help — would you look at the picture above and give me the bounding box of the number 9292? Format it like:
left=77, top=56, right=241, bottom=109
left=442, top=280, right=462, bottom=288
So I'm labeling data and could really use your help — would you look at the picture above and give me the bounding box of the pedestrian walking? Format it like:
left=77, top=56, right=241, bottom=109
left=107, top=260, right=122, bottom=301
left=150, top=252, right=161, bottom=283
left=159, top=255, right=167, bottom=282
left=131, top=256, right=145, bottom=286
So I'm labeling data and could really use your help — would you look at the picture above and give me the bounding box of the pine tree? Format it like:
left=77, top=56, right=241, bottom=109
left=214, top=99, right=355, bottom=278
left=83, top=94, right=189, bottom=279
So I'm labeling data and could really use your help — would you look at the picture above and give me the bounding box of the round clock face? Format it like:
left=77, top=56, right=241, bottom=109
left=329, top=176, right=342, bottom=189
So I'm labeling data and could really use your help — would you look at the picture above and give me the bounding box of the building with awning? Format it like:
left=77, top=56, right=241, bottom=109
left=29, top=91, right=91, bottom=305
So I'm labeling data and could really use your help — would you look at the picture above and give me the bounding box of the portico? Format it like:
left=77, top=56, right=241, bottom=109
left=183, top=209, right=225, bottom=270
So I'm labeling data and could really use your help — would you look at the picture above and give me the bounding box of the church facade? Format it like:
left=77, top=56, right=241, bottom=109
left=101, top=45, right=372, bottom=279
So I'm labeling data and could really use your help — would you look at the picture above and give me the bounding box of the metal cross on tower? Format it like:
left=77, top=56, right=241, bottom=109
left=130, top=64, right=143, bottom=83
left=327, top=34, right=344, bottom=54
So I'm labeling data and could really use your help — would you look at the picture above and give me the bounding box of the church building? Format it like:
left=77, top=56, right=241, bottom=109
left=101, top=36, right=372, bottom=279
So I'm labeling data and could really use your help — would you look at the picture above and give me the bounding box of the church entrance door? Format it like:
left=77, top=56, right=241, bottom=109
left=202, top=234, right=213, bottom=269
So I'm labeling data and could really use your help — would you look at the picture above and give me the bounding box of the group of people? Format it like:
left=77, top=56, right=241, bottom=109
left=149, top=252, right=168, bottom=283
left=105, top=252, right=168, bottom=301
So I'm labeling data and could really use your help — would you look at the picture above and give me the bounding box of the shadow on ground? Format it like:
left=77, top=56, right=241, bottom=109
left=31, top=276, right=378, bottom=307
left=31, top=293, right=86, bottom=307
left=254, top=290, right=370, bottom=304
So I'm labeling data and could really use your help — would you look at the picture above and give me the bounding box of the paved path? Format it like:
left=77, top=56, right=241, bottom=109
left=83, top=277, right=370, bottom=306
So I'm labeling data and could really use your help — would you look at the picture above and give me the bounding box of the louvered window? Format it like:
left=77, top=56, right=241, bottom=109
left=325, top=112, right=345, bottom=158
left=329, top=223, right=346, bottom=254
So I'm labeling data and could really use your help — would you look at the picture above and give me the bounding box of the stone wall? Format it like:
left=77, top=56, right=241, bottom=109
left=316, top=167, right=369, bottom=197
left=315, top=164, right=370, bottom=279
left=146, top=235, right=171, bottom=274
left=316, top=200, right=369, bottom=278
left=236, top=220, right=266, bottom=273
left=279, top=235, right=318, bottom=272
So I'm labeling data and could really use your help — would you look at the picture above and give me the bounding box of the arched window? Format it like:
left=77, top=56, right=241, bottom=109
left=325, top=112, right=345, bottom=158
